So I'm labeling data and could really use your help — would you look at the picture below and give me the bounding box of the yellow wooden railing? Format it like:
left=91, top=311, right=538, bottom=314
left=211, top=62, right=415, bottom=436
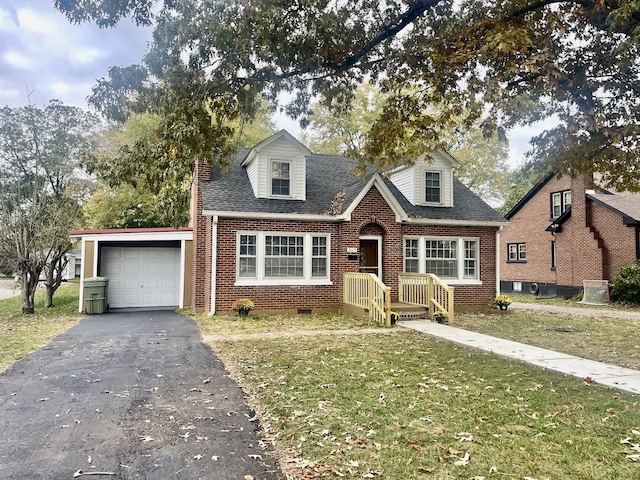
left=398, top=273, right=455, bottom=321
left=343, top=273, right=391, bottom=326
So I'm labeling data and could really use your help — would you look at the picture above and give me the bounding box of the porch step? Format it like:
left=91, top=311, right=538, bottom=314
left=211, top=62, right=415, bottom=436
left=391, top=302, right=428, bottom=320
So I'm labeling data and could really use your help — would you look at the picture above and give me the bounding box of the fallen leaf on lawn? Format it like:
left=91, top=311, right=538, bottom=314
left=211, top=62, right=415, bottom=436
left=621, top=437, right=633, bottom=444
left=140, top=436, right=154, bottom=442
left=212, top=456, right=219, bottom=461
left=632, top=429, right=640, bottom=436
left=378, top=393, right=385, bottom=404
left=348, top=460, right=359, bottom=467
left=456, top=432, right=474, bottom=442
left=38, top=398, right=50, bottom=402
left=193, top=454, right=202, bottom=460
left=489, top=466, right=497, bottom=474
left=470, top=476, right=485, bottom=480
left=453, top=451, right=471, bottom=466
left=248, top=454, right=263, bottom=460
left=244, top=476, right=254, bottom=480
left=87, top=456, right=92, bottom=464
left=627, top=454, right=640, bottom=462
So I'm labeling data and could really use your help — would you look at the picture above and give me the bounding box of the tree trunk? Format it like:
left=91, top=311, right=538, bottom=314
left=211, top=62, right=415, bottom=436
left=20, top=271, right=35, bottom=314
left=44, top=244, right=70, bottom=308
left=44, top=286, right=54, bottom=309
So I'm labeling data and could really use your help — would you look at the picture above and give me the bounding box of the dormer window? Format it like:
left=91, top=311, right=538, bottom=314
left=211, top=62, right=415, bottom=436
left=551, top=190, right=571, bottom=218
left=271, top=161, right=291, bottom=196
left=425, top=170, right=442, bottom=204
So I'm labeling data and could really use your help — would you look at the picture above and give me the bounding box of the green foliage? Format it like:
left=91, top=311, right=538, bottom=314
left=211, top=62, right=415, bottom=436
left=55, top=0, right=640, bottom=220
left=610, top=263, right=640, bottom=305
left=0, top=100, right=99, bottom=313
left=81, top=183, right=165, bottom=229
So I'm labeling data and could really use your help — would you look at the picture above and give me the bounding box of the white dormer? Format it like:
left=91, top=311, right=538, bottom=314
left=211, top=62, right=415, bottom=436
left=388, top=150, right=460, bottom=207
left=241, top=130, right=312, bottom=200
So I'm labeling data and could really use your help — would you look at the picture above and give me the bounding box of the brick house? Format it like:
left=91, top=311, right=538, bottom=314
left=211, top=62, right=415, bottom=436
left=500, top=172, right=640, bottom=297
left=192, top=130, right=507, bottom=314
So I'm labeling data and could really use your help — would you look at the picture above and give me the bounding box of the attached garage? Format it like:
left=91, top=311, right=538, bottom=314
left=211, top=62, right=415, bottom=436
left=69, top=228, right=193, bottom=312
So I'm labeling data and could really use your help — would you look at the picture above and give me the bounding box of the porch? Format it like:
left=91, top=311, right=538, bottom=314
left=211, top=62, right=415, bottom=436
left=342, top=272, right=454, bottom=326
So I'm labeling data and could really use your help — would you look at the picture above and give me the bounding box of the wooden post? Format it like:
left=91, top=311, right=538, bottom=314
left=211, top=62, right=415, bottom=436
left=427, top=275, right=435, bottom=319
left=448, top=287, right=455, bottom=322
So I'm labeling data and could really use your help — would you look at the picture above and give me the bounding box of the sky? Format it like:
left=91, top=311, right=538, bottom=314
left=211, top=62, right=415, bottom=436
left=0, top=0, right=537, bottom=167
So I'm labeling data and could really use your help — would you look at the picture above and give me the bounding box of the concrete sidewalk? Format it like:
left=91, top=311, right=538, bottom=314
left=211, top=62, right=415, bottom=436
left=398, top=320, right=640, bottom=396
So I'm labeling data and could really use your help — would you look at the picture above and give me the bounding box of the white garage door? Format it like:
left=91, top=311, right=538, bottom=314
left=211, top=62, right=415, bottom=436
left=101, top=247, right=180, bottom=308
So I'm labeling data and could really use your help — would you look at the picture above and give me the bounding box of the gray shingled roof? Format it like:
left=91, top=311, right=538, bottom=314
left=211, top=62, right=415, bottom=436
left=588, top=192, right=640, bottom=224
left=200, top=148, right=507, bottom=223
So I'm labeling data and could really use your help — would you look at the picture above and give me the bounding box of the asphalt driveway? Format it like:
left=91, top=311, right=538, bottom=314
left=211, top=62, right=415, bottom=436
left=0, top=311, right=283, bottom=479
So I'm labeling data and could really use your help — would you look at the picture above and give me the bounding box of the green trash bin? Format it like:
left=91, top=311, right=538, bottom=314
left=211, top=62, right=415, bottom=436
left=84, top=277, right=109, bottom=314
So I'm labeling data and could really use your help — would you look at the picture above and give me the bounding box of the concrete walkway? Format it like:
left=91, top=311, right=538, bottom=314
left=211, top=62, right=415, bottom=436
left=398, top=317, right=640, bottom=396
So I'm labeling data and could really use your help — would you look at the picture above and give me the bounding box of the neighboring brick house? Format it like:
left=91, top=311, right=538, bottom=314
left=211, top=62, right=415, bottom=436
left=192, top=130, right=507, bottom=314
left=500, top=172, right=640, bottom=297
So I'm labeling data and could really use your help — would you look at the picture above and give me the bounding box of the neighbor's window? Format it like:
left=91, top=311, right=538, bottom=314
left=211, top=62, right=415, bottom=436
left=425, top=171, right=442, bottom=204
left=236, top=232, right=330, bottom=283
left=507, top=243, right=526, bottom=262
left=403, top=237, right=480, bottom=282
left=271, top=161, right=291, bottom=196
left=551, top=190, right=571, bottom=218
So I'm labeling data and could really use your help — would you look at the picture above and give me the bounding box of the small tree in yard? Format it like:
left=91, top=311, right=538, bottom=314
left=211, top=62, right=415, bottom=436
left=610, top=263, right=640, bottom=305
left=0, top=191, right=50, bottom=313
left=0, top=100, right=100, bottom=313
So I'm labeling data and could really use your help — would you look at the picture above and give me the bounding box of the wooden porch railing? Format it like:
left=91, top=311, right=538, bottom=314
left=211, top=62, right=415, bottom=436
left=398, top=273, right=455, bottom=321
left=343, top=273, right=391, bottom=326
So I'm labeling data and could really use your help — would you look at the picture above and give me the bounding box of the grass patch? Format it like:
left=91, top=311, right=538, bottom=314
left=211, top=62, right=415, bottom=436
left=0, top=283, right=82, bottom=373
left=206, top=328, right=640, bottom=479
left=509, top=293, right=640, bottom=311
left=454, top=310, right=640, bottom=370
left=184, top=310, right=380, bottom=337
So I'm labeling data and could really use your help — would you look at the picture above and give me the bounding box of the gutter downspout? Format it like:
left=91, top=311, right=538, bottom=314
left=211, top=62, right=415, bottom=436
left=210, top=215, right=218, bottom=315
left=496, top=226, right=503, bottom=297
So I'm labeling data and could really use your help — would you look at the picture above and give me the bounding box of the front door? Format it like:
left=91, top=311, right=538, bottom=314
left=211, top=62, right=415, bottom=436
left=359, top=237, right=381, bottom=277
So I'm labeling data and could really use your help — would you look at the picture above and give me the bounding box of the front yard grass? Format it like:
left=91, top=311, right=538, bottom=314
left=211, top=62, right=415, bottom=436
left=454, top=310, right=640, bottom=370
left=186, top=310, right=380, bottom=337
left=0, top=283, right=82, bottom=373
left=205, top=328, right=640, bottom=479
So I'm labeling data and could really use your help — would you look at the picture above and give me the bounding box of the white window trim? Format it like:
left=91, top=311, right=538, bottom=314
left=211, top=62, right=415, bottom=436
left=235, top=231, right=333, bottom=286
left=403, top=236, right=482, bottom=285
left=422, top=168, right=444, bottom=206
left=269, top=159, right=292, bottom=198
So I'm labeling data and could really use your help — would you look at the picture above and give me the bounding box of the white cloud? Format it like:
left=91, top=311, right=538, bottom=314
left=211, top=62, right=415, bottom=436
left=4, top=50, right=32, bottom=69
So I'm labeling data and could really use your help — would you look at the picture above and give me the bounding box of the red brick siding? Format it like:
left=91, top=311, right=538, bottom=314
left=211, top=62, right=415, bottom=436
left=192, top=162, right=213, bottom=312
left=195, top=184, right=500, bottom=313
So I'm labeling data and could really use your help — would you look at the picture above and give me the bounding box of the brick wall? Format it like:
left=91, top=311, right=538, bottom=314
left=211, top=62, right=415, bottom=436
left=501, top=172, right=637, bottom=292
left=501, top=174, right=571, bottom=286
left=192, top=162, right=213, bottom=312
left=194, top=184, right=501, bottom=313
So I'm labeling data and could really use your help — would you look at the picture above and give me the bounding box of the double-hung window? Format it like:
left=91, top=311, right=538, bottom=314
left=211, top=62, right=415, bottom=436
left=236, top=232, right=330, bottom=284
left=507, top=243, right=526, bottom=262
left=425, top=171, right=442, bottom=204
left=551, top=190, right=571, bottom=218
left=271, top=161, right=291, bottom=196
left=404, top=237, right=480, bottom=282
